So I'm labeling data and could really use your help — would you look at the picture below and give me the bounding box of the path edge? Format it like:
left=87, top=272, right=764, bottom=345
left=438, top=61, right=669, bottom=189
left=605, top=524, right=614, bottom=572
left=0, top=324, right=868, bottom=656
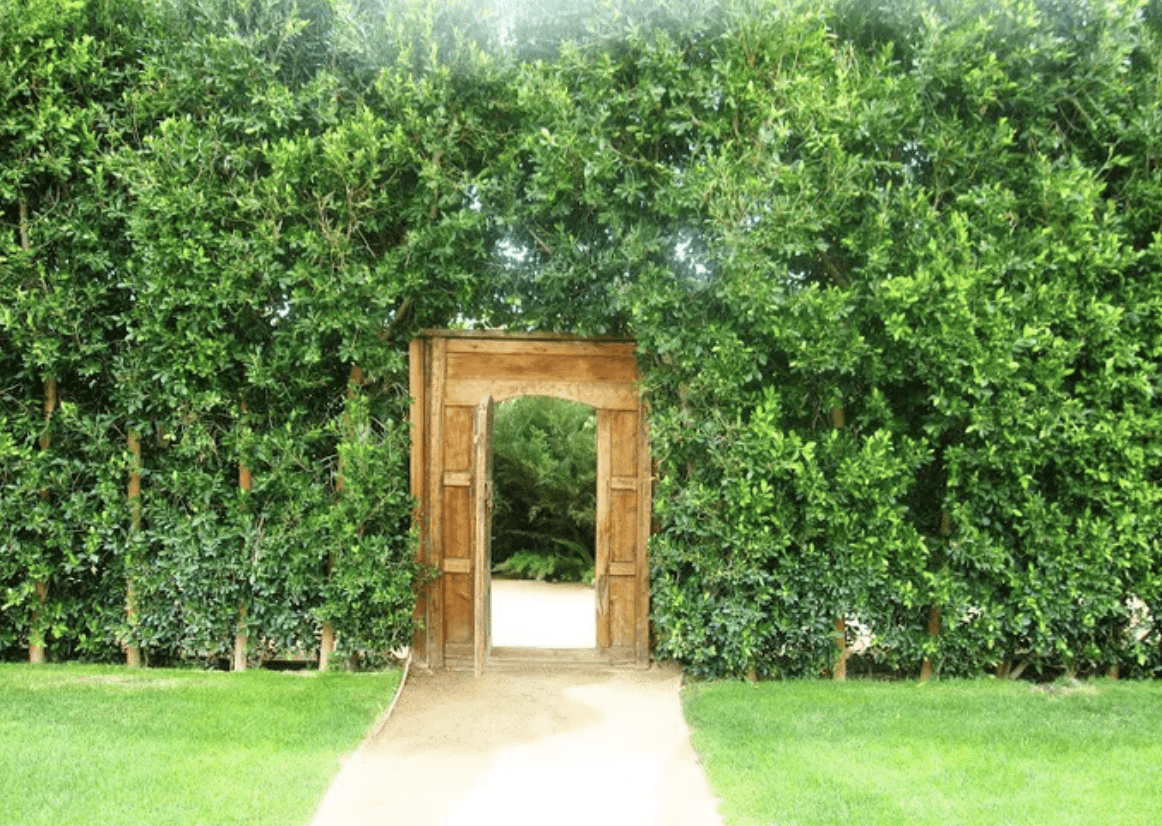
left=356, top=650, right=412, bottom=755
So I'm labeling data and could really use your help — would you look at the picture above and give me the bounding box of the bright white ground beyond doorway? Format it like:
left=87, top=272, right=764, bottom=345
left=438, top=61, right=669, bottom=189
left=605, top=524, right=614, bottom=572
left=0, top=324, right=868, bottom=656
left=490, top=579, right=596, bottom=649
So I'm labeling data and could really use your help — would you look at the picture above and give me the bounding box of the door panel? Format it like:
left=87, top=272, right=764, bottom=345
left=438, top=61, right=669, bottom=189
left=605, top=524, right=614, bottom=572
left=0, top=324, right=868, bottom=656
left=472, top=396, right=495, bottom=677
left=609, top=576, right=636, bottom=648
left=444, top=574, right=472, bottom=645
left=609, top=410, right=638, bottom=476
left=611, top=489, right=638, bottom=563
left=443, top=406, right=474, bottom=469
left=442, top=486, right=471, bottom=561
left=596, top=408, right=643, bottom=661
left=442, top=405, right=474, bottom=648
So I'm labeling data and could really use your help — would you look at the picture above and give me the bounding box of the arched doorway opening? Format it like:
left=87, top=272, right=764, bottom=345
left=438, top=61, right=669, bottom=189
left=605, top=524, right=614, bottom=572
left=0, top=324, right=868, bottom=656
left=409, top=332, right=650, bottom=671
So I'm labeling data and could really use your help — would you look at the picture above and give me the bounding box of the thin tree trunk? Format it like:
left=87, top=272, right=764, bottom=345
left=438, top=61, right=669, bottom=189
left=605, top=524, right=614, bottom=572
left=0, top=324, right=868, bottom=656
left=919, top=606, right=941, bottom=682
left=830, top=404, right=846, bottom=681
left=233, top=604, right=248, bottom=672
left=833, top=617, right=848, bottom=681
left=320, top=364, right=365, bottom=672
left=29, top=581, right=48, bottom=664
left=19, top=196, right=32, bottom=251
left=234, top=399, right=252, bottom=671
left=30, top=375, right=57, bottom=664
left=318, top=622, right=335, bottom=672
left=920, top=512, right=951, bottom=681
left=126, top=430, right=143, bottom=667
left=22, top=198, right=50, bottom=663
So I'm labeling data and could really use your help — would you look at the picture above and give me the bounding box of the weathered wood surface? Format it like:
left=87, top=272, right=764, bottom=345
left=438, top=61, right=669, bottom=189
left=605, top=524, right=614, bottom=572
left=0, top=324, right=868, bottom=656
left=472, top=397, right=495, bottom=677
left=596, top=408, right=643, bottom=653
left=426, top=337, right=448, bottom=668
left=445, top=378, right=638, bottom=410
left=411, top=333, right=651, bottom=669
left=447, top=352, right=636, bottom=383
left=408, top=338, right=427, bottom=659
left=443, top=400, right=473, bottom=650
left=636, top=411, right=652, bottom=664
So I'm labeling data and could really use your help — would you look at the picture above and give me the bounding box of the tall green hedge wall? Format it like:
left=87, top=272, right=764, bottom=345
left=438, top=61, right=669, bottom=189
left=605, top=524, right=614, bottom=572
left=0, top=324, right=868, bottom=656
left=3, top=0, right=1161, bottom=677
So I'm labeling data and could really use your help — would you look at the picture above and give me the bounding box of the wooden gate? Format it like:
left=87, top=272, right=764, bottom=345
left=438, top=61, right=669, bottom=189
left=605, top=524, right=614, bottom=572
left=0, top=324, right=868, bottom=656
left=409, top=332, right=651, bottom=670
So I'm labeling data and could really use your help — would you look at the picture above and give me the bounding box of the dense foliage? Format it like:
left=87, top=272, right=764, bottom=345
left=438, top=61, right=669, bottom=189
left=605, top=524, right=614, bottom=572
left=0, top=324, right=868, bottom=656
left=3, top=0, right=1160, bottom=677
left=490, top=397, right=597, bottom=583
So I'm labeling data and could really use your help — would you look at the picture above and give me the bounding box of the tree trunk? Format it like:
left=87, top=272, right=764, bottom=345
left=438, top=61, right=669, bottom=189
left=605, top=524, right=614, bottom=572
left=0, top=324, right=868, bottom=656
left=234, top=399, right=252, bottom=671
left=126, top=430, right=143, bottom=667
left=320, top=364, right=364, bottom=672
left=233, top=604, right=248, bottom=672
left=30, top=375, right=57, bottom=664
left=919, top=606, right=941, bottom=682
left=830, top=404, right=846, bottom=681
left=920, top=513, right=951, bottom=682
left=24, top=201, right=50, bottom=664
left=319, top=622, right=335, bottom=672
left=833, top=617, right=848, bottom=681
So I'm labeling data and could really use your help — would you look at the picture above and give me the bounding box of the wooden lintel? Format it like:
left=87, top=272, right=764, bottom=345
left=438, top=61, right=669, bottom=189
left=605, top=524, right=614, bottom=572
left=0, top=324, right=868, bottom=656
left=446, top=379, right=639, bottom=411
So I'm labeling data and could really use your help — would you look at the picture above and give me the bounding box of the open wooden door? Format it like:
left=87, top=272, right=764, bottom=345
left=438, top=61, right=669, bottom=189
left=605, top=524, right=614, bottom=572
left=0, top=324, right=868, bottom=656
left=594, top=407, right=650, bottom=663
left=471, top=396, right=495, bottom=677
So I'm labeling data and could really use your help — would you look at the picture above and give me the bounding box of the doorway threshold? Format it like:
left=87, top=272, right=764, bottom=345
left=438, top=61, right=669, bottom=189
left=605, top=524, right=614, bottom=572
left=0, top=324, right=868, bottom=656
left=443, top=646, right=642, bottom=671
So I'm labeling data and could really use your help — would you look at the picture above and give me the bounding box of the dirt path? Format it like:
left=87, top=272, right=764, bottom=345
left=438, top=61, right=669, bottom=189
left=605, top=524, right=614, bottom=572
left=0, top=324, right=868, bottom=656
left=310, top=662, right=723, bottom=826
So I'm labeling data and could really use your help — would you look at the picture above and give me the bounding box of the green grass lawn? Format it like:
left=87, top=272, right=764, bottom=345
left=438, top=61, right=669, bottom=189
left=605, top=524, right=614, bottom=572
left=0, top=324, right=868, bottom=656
left=683, top=677, right=1162, bottom=826
left=0, top=663, right=400, bottom=826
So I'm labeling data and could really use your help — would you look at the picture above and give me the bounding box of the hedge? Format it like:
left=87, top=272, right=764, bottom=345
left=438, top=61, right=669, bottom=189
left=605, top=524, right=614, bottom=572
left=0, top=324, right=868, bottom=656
left=2, top=0, right=1160, bottom=677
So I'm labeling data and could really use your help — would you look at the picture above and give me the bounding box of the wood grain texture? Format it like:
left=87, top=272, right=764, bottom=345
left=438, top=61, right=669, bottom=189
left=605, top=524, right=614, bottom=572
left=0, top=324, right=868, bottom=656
left=443, top=335, right=635, bottom=357
left=443, top=487, right=471, bottom=565
left=408, top=338, right=428, bottom=660
left=472, top=396, right=495, bottom=677
left=442, top=402, right=474, bottom=646
left=610, top=410, right=638, bottom=477
left=443, top=406, right=473, bottom=471
left=445, top=573, right=472, bottom=645
left=427, top=337, right=447, bottom=668
left=609, top=576, right=636, bottom=649
left=445, top=378, right=639, bottom=410
left=442, top=471, right=471, bottom=487
left=595, top=409, right=612, bottom=650
left=409, top=339, right=425, bottom=506
left=636, top=410, right=652, bottom=666
left=611, top=488, right=638, bottom=564
left=447, top=352, right=637, bottom=383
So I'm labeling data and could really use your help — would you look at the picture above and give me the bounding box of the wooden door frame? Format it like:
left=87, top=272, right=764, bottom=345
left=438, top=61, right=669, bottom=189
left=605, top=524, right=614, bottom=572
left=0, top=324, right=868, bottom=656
left=409, top=331, right=651, bottom=670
